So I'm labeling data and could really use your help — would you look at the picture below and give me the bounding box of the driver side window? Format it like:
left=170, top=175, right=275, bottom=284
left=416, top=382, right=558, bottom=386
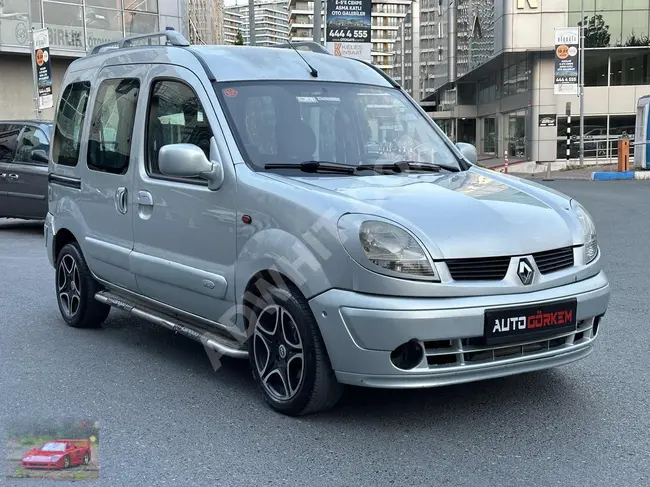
left=146, top=80, right=213, bottom=183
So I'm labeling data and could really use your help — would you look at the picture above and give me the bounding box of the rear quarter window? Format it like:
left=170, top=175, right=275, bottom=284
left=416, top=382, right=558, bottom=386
left=52, top=81, right=91, bottom=167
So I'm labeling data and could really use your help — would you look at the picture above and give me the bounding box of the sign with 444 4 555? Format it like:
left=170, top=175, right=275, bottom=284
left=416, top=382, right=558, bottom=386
left=326, top=0, right=371, bottom=61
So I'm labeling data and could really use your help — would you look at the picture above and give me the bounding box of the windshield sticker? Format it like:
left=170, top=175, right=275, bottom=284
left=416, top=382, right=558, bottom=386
left=316, top=96, right=341, bottom=102
left=223, top=88, right=238, bottom=97
left=296, top=96, right=318, bottom=103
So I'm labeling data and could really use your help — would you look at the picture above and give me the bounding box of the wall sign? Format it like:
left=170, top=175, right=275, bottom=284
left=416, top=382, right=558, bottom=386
left=539, top=114, right=557, bottom=127
left=517, top=0, right=538, bottom=8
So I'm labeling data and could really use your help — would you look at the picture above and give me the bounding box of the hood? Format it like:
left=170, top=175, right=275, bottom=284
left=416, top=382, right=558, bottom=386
left=274, top=169, right=577, bottom=259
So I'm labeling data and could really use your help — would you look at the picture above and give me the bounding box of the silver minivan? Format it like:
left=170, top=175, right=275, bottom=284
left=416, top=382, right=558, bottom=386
left=45, top=31, right=610, bottom=416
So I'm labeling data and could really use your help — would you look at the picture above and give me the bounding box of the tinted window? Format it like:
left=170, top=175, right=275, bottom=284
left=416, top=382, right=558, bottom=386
left=52, top=81, right=91, bottom=166
left=15, top=127, right=50, bottom=164
left=146, top=80, right=213, bottom=180
left=0, top=124, right=22, bottom=163
left=87, top=78, right=140, bottom=174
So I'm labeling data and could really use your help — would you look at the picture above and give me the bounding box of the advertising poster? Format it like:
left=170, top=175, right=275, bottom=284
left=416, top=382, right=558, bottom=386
left=33, top=28, right=53, bottom=110
left=554, top=27, right=579, bottom=95
left=325, top=0, right=372, bottom=62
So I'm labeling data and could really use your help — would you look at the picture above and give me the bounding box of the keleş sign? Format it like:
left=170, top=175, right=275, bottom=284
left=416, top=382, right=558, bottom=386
left=554, top=27, right=579, bottom=95
left=326, top=0, right=371, bottom=62
left=33, top=28, right=54, bottom=110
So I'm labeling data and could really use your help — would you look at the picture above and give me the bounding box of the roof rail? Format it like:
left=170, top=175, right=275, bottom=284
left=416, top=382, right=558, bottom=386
left=89, top=30, right=190, bottom=55
left=272, top=41, right=331, bottom=55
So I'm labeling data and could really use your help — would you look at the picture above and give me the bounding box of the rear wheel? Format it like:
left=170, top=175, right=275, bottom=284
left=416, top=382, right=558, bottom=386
left=248, top=283, right=343, bottom=416
left=55, top=243, right=110, bottom=328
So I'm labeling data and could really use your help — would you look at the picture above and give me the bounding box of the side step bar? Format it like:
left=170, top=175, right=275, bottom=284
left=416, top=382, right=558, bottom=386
left=95, top=291, right=249, bottom=359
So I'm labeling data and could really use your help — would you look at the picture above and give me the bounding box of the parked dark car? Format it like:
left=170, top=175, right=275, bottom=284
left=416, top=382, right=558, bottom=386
left=0, top=120, right=52, bottom=220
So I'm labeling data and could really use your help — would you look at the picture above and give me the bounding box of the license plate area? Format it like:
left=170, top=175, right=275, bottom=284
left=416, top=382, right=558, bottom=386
left=484, top=299, right=578, bottom=346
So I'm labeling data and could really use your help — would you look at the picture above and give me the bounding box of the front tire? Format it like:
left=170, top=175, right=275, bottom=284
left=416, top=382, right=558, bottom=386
left=63, top=455, right=70, bottom=468
left=55, top=243, right=110, bottom=328
left=82, top=452, right=90, bottom=465
left=248, top=283, right=343, bottom=416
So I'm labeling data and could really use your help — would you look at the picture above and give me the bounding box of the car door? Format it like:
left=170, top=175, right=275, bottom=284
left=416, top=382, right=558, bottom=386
left=0, top=123, right=22, bottom=217
left=77, top=65, right=146, bottom=292
left=130, top=66, right=237, bottom=322
left=3, top=124, right=50, bottom=219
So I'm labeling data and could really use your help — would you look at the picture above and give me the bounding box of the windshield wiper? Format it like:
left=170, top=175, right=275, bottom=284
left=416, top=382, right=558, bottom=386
left=356, top=161, right=460, bottom=173
left=265, top=160, right=355, bottom=174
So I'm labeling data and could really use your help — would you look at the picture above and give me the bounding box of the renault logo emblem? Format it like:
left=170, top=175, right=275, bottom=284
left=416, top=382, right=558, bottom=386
left=517, top=258, right=534, bottom=285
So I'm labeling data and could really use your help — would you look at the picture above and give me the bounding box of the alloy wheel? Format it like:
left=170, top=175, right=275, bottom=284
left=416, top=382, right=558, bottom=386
left=253, top=304, right=305, bottom=402
left=57, top=254, right=81, bottom=318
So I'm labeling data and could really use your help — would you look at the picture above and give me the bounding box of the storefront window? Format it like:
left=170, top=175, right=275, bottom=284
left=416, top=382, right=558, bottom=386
left=482, top=117, right=496, bottom=154
left=124, top=10, right=158, bottom=35
left=123, top=0, right=158, bottom=13
left=86, top=6, right=124, bottom=50
left=556, top=115, right=607, bottom=159
left=87, top=0, right=122, bottom=8
left=44, top=1, right=85, bottom=51
left=505, top=110, right=526, bottom=158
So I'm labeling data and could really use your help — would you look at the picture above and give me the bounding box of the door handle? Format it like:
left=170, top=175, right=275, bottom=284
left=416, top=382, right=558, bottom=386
left=114, top=187, right=128, bottom=214
left=7, top=174, right=18, bottom=181
left=137, top=190, right=154, bottom=207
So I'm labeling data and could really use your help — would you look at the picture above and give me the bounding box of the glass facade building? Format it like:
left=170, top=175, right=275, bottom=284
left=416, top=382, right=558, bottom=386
left=412, top=0, right=650, bottom=164
left=0, top=0, right=187, bottom=120
left=0, top=0, right=186, bottom=55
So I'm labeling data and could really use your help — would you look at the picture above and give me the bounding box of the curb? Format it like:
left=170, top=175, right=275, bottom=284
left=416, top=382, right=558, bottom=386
left=591, top=171, right=650, bottom=180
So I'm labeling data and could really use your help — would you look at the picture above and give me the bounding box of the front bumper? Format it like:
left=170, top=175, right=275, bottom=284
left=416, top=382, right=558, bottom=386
left=308, top=271, right=610, bottom=388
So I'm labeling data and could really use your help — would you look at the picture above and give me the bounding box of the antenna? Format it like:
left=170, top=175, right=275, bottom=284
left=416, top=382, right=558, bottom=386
left=285, top=39, right=319, bottom=78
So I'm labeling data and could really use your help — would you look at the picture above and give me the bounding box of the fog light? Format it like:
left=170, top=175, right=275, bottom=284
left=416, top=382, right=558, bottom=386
left=390, top=339, right=424, bottom=370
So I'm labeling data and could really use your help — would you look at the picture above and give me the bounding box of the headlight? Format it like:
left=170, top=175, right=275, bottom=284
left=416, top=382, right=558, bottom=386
left=338, top=215, right=439, bottom=281
left=571, top=200, right=598, bottom=264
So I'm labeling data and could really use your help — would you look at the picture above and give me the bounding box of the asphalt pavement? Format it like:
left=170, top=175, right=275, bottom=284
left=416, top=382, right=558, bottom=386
left=1, top=180, right=649, bottom=487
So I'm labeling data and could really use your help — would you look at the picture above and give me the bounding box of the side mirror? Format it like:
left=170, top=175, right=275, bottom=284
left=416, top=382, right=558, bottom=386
left=30, top=149, right=49, bottom=164
left=455, top=142, right=478, bottom=165
left=158, top=139, right=224, bottom=190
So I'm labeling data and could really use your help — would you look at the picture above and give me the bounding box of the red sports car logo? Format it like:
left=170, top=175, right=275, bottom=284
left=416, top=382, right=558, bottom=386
left=21, top=439, right=91, bottom=470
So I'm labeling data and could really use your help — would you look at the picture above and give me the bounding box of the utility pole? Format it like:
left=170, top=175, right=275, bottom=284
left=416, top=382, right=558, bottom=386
left=28, top=0, right=40, bottom=120
left=313, top=0, right=322, bottom=44
left=579, top=0, right=585, bottom=165
left=248, top=0, right=255, bottom=45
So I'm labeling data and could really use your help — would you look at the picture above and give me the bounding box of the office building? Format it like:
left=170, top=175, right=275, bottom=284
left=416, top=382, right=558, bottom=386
left=0, top=0, right=187, bottom=120
left=406, top=0, right=650, bottom=163
left=224, top=9, right=246, bottom=44
left=188, top=0, right=224, bottom=44
left=226, top=0, right=289, bottom=47
left=288, top=0, right=410, bottom=76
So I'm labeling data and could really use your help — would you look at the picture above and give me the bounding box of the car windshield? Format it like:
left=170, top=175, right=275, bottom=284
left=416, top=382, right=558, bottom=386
left=40, top=442, right=66, bottom=452
left=216, top=81, right=462, bottom=173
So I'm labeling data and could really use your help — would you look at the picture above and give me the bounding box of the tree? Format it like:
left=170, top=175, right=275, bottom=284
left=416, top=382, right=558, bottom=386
left=235, top=30, right=244, bottom=45
left=579, top=14, right=611, bottom=48
left=624, top=33, right=650, bottom=47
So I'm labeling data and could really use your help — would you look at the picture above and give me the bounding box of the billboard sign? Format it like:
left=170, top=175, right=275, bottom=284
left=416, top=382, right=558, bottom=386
left=33, top=28, right=54, bottom=110
left=554, top=27, right=579, bottom=95
left=325, top=0, right=371, bottom=62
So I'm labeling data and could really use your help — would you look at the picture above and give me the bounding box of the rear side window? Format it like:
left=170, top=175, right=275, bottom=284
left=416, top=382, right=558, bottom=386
left=52, top=81, right=91, bottom=166
left=0, top=124, right=22, bottom=163
left=87, top=78, right=140, bottom=175
left=15, top=126, right=50, bottom=164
